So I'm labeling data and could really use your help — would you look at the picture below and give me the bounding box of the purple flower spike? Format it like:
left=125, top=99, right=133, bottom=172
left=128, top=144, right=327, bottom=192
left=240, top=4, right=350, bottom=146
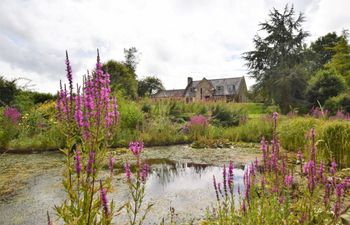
left=86, top=151, right=96, bottom=175
left=330, top=161, right=337, bottom=175
left=75, top=150, right=82, bottom=176
left=99, top=181, right=109, bottom=216
left=124, top=162, right=131, bottom=182
left=129, top=141, right=144, bottom=157
left=284, top=174, right=293, bottom=188
left=140, top=163, right=150, bottom=182
left=108, top=153, right=115, bottom=173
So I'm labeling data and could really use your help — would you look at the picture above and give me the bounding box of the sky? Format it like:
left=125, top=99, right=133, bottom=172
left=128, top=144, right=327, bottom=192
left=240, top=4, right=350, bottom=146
left=0, top=0, right=349, bottom=93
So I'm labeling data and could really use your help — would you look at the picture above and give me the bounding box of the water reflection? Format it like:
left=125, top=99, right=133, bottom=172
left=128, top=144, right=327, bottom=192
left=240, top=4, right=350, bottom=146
left=144, top=159, right=246, bottom=200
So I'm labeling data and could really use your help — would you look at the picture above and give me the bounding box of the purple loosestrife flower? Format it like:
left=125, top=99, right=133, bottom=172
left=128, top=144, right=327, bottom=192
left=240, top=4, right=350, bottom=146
left=129, top=141, right=144, bottom=157
left=140, top=163, right=150, bottom=182
left=284, top=174, right=293, bottom=188
left=99, top=181, right=109, bottom=216
left=108, top=153, right=115, bottom=173
left=124, top=162, right=132, bottom=182
left=86, top=151, right=96, bottom=175
left=75, top=150, right=82, bottom=176
left=228, top=161, right=234, bottom=192
left=223, top=165, right=227, bottom=197
left=260, top=137, right=268, bottom=168
left=213, top=175, right=219, bottom=201
left=304, top=160, right=316, bottom=194
left=324, top=182, right=331, bottom=207
left=318, top=161, right=325, bottom=182
left=74, top=87, right=84, bottom=128
left=3, top=107, right=21, bottom=124
left=330, top=161, right=337, bottom=175
left=334, top=183, right=344, bottom=218
left=65, top=51, right=73, bottom=93
left=189, top=115, right=208, bottom=127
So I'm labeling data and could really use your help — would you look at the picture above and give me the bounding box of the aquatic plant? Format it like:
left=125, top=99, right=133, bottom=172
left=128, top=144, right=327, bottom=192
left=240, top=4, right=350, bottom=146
left=208, top=112, right=350, bottom=224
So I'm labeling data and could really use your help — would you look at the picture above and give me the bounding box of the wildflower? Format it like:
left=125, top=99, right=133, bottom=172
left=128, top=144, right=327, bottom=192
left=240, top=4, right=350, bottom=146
left=140, top=163, right=150, bottom=182
left=129, top=141, right=144, bottom=157
left=334, top=183, right=344, bottom=218
left=324, top=182, right=331, bottom=207
left=86, top=151, right=96, bottom=175
left=47, top=211, right=52, bottom=225
left=213, top=175, right=219, bottom=201
left=99, top=181, right=109, bottom=216
left=74, top=87, right=83, bottom=128
left=318, top=161, right=325, bottom=182
left=228, top=161, right=234, bottom=192
left=284, top=174, right=293, bottom=188
left=108, top=153, right=115, bottom=173
left=330, top=161, right=337, bottom=175
left=124, top=162, right=131, bottom=182
left=223, top=164, right=227, bottom=197
left=189, top=115, right=208, bottom=127
left=75, top=150, right=82, bottom=176
left=65, top=51, right=73, bottom=93
left=4, top=107, right=21, bottom=124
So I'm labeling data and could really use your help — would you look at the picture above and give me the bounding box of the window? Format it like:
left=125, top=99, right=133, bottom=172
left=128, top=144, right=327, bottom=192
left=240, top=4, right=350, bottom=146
left=216, top=86, right=224, bottom=95
left=228, top=85, right=235, bottom=93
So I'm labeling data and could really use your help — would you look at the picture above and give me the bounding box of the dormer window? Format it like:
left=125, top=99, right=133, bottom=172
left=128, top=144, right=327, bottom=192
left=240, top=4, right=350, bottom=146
left=216, top=86, right=224, bottom=95
left=228, top=85, right=235, bottom=93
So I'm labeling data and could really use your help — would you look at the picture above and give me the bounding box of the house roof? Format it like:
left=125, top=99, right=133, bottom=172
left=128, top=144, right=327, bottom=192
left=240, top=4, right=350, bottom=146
left=153, top=89, right=185, bottom=98
left=186, top=76, right=244, bottom=96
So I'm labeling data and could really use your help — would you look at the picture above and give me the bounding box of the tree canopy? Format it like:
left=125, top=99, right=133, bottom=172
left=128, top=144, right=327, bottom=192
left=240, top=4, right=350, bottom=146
left=103, top=60, right=138, bottom=99
left=137, top=76, right=164, bottom=97
left=243, top=5, right=309, bottom=113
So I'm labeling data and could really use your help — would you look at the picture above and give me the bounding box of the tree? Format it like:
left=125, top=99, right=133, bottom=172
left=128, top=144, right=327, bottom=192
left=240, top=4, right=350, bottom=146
left=243, top=5, right=309, bottom=113
left=0, top=76, right=18, bottom=106
left=103, top=60, right=138, bottom=99
left=306, top=32, right=342, bottom=72
left=306, top=69, right=346, bottom=107
left=325, top=35, right=350, bottom=80
left=124, top=47, right=139, bottom=73
left=137, top=76, right=164, bottom=97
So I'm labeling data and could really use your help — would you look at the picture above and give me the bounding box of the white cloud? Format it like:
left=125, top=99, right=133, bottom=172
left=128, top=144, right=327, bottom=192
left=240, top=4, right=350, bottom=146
left=0, top=0, right=349, bottom=93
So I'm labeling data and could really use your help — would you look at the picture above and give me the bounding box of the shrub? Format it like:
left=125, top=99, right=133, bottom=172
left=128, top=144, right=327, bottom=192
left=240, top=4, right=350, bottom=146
left=318, top=121, right=350, bottom=168
left=211, top=105, right=245, bottom=127
left=325, top=93, right=350, bottom=114
left=306, top=69, right=346, bottom=106
left=278, top=117, right=320, bottom=152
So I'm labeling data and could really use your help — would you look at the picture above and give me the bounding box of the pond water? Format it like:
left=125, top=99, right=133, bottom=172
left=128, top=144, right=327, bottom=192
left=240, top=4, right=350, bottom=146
left=0, top=146, right=257, bottom=225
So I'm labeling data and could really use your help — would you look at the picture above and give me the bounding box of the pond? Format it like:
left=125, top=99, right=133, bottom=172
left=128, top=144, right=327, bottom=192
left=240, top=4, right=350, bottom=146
left=0, top=145, right=259, bottom=224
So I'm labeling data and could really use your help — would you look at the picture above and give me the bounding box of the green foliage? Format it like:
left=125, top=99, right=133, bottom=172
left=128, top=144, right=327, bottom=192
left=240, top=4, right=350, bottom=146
left=243, top=5, right=309, bottom=113
left=119, top=101, right=144, bottom=129
left=325, top=93, right=350, bottom=113
left=103, top=60, right=138, bottom=99
left=318, top=121, right=350, bottom=168
left=306, top=32, right=342, bottom=72
left=278, top=117, right=320, bottom=152
left=306, top=69, right=346, bottom=106
left=211, top=105, right=245, bottom=127
left=137, top=76, right=164, bottom=97
left=325, top=36, right=350, bottom=78
left=0, top=76, right=18, bottom=106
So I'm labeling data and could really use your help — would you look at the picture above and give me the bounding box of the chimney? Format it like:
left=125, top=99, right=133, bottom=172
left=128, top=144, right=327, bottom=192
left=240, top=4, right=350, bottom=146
left=187, top=77, right=193, bottom=85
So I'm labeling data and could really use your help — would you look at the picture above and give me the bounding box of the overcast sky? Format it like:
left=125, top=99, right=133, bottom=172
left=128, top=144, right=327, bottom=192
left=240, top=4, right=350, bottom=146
left=0, top=0, right=349, bottom=93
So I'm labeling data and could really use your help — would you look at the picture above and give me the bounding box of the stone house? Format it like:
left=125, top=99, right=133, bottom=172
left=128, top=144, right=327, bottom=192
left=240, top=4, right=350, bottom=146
left=153, top=76, right=248, bottom=102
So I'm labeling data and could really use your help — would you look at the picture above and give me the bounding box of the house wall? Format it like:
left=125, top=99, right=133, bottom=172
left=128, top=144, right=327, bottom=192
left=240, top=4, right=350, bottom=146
left=194, top=80, right=214, bottom=101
